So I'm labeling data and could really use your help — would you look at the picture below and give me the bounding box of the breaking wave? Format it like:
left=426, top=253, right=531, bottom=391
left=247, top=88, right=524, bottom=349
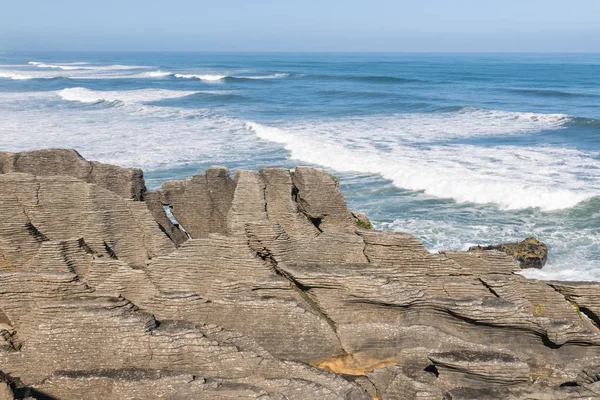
left=29, top=61, right=149, bottom=71
left=142, top=71, right=290, bottom=82
left=0, top=71, right=33, bottom=80
left=58, top=88, right=199, bottom=104
left=246, top=109, right=599, bottom=211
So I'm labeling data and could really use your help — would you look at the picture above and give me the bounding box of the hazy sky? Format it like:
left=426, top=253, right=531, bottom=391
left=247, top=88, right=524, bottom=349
left=1, top=0, right=599, bottom=52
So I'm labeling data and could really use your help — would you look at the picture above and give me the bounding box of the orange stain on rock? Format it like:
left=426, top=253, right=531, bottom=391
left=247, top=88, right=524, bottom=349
left=312, top=353, right=397, bottom=376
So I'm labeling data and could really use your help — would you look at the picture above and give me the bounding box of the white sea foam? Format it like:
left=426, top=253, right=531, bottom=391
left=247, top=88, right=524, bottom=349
left=236, top=73, right=289, bottom=79
left=246, top=110, right=599, bottom=211
left=166, top=72, right=288, bottom=81
left=29, top=61, right=149, bottom=71
left=174, top=73, right=227, bottom=82
left=143, top=71, right=173, bottom=78
left=0, top=71, right=33, bottom=80
left=0, top=91, right=269, bottom=171
left=58, top=88, right=198, bottom=104
left=381, top=213, right=600, bottom=281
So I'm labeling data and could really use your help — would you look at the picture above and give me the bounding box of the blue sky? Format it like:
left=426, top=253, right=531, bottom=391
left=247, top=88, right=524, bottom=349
left=1, top=0, right=599, bottom=52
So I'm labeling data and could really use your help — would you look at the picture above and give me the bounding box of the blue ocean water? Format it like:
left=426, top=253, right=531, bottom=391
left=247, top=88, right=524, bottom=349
left=0, top=52, right=599, bottom=280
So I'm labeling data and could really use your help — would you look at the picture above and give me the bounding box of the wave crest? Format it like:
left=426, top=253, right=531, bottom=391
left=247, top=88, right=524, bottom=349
left=58, top=88, right=199, bottom=104
left=0, top=71, right=33, bottom=80
left=245, top=109, right=599, bottom=211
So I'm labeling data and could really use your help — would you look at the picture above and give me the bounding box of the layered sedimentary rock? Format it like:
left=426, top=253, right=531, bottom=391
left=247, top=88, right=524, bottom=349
left=0, top=149, right=145, bottom=201
left=2, top=149, right=600, bottom=399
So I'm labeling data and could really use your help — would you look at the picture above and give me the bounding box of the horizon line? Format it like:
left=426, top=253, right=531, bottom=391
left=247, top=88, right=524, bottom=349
left=2, top=50, right=599, bottom=54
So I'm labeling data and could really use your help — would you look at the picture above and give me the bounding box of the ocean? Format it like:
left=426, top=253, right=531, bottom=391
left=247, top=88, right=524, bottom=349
left=0, top=52, right=598, bottom=280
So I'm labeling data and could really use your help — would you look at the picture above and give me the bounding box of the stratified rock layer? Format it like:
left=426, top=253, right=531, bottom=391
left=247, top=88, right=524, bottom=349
left=1, top=149, right=600, bottom=400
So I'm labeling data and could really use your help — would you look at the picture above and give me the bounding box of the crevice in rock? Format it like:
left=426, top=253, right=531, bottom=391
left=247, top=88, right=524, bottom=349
left=34, top=181, right=41, bottom=206
left=59, top=243, right=78, bottom=273
left=444, top=309, right=563, bottom=349
left=77, top=238, right=96, bottom=257
left=579, top=307, right=600, bottom=330
left=162, top=205, right=191, bottom=239
left=290, top=180, right=323, bottom=234
left=478, top=278, right=500, bottom=298
left=309, top=216, right=323, bottom=232
left=6, top=371, right=58, bottom=400
left=559, top=381, right=579, bottom=387
left=249, top=235, right=350, bottom=356
left=13, top=386, right=59, bottom=400
left=1, top=370, right=21, bottom=395
left=25, top=221, right=49, bottom=243
left=362, top=242, right=372, bottom=263
left=547, top=284, right=600, bottom=330
left=424, top=364, right=439, bottom=377
left=368, top=375, right=383, bottom=400
left=103, top=241, right=119, bottom=260
left=260, top=179, right=269, bottom=218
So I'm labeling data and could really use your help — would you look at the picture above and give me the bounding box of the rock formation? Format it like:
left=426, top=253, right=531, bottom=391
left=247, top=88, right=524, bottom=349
left=1, top=149, right=600, bottom=399
left=469, top=237, right=549, bottom=268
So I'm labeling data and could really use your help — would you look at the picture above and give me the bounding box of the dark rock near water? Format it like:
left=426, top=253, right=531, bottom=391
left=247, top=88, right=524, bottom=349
left=1, top=149, right=600, bottom=399
left=469, top=237, right=548, bottom=269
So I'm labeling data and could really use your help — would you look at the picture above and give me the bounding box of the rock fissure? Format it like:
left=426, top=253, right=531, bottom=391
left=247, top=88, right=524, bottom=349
left=478, top=277, right=501, bottom=298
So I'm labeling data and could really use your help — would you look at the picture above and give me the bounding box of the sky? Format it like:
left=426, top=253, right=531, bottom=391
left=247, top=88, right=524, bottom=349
left=1, top=0, right=599, bottom=52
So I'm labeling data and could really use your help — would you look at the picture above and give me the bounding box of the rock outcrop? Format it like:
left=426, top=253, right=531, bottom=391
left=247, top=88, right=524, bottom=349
left=1, top=149, right=600, bottom=399
left=469, top=237, right=549, bottom=268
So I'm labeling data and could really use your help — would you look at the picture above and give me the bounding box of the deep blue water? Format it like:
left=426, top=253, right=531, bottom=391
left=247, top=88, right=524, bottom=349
left=1, top=52, right=599, bottom=280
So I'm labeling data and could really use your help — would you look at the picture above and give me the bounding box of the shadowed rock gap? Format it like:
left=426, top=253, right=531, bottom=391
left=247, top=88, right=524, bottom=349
left=103, top=242, right=118, bottom=260
left=162, top=205, right=191, bottom=239
left=478, top=277, right=500, bottom=298
left=25, top=222, right=48, bottom=243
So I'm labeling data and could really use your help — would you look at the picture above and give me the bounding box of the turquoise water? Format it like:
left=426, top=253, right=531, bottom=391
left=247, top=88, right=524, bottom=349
left=0, top=52, right=599, bottom=280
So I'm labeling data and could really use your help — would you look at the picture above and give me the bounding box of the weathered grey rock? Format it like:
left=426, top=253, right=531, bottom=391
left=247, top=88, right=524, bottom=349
left=469, top=237, right=548, bottom=269
left=158, top=167, right=235, bottom=238
left=0, top=173, right=175, bottom=269
left=0, top=149, right=146, bottom=201
left=143, top=191, right=189, bottom=246
left=2, top=150, right=600, bottom=399
left=428, top=349, right=530, bottom=387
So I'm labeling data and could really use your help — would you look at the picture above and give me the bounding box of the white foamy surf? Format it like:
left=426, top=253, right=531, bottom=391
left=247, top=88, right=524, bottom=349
left=141, top=70, right=289, bottom=81
left=58, top=88, right=199, bottom=104
left=246, top=111, right=599, bottom=211
left=0, top=90, right=269, bottom=171
left=143, top=71, right=173, bottom=78
left=29, top=61, right=149, bottom=71
left=236, top=73, right=289, bottom=79
left=174, top=73, right=227, bottom=82
left=380, top=210, right=600, bottom=281
left=0, top=71, right=33, bottom=80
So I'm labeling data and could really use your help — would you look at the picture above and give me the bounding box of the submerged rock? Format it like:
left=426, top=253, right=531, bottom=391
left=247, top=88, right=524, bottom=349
left=469, top=237, right=548, bottom=269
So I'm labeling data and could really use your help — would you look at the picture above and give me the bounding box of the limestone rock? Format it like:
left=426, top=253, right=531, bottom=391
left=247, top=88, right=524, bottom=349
left=2, top=149, right=600, bottom=399
left=469, top=237, right=548, bottom=268
left=158, top=167, right=235, bottom=238
left=0, top=149, right=145, bottom=200
left=428, top=349, right=531, bottom=387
